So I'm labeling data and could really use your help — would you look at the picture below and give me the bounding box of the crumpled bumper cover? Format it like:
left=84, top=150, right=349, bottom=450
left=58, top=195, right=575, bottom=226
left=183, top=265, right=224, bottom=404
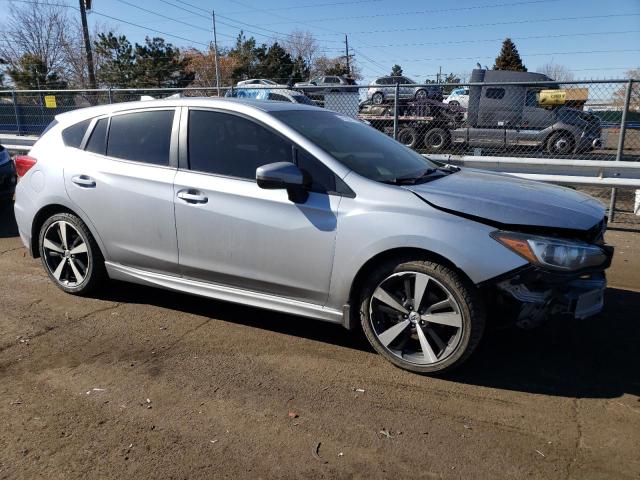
left=490, top=261, right=611, bottom=328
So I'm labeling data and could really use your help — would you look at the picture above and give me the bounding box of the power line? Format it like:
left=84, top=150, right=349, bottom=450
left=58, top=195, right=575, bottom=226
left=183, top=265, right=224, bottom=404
left=361, top=30, right=640, bottom=49
left=344, top=13, right=640, bottom=36
left=259, top=0, right=562, bottom=25
left=114, top=0, right=235, bottom=38
left=221, top=0, right=384, bottom=15
left=0, top=0, right=211, bottom=46
left=375, top=49, right=640, bottom=64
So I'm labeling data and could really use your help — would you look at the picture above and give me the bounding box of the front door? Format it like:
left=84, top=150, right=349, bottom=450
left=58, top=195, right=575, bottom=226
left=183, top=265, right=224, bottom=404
left=173, top=108, right=340, bottom=305
left=64, top=108, right=180, bottom=274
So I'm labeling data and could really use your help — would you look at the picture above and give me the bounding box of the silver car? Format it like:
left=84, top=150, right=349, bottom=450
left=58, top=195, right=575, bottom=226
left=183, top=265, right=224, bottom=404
left=13, top=98, right=613, bottom=374
left=368, top=76, right=444, bottom=104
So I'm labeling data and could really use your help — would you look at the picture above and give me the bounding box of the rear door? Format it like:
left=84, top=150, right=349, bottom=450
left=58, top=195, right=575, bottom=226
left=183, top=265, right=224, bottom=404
left=63, top=108, right=180, bottom=274
left=173, top=108, right=341, bottom=304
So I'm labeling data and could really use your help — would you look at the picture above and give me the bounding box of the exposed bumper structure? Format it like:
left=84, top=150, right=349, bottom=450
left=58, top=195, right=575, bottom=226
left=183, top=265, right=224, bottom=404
left=493, top=265, right=610, bottom=329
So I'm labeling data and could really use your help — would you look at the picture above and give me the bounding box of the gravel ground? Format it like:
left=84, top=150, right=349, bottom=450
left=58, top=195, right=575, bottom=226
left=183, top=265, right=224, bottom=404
left=0, top=200, right=639, bottom=480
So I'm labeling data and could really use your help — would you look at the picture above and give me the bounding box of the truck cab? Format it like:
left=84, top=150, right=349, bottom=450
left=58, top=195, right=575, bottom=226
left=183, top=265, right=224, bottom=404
left=451, top=69, right=602, bottom=155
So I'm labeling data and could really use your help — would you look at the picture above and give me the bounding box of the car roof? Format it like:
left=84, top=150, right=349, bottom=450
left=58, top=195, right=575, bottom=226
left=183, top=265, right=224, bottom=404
left=54, top=97, right=325, bottom=125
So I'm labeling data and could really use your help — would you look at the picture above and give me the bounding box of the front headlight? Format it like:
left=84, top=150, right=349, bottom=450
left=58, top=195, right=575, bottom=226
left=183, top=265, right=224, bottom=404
left=491, top=231, right=607, bottom=271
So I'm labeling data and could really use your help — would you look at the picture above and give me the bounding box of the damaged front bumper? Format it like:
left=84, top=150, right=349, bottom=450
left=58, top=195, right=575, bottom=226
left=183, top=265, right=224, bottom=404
left=489, top=265, right=610, bottom=329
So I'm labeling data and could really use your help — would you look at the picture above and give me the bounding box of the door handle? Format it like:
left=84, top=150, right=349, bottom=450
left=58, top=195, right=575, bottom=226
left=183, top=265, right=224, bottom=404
left=71, top=175, right=96, bottom=188
left=177, top=189, right=208, bottom=204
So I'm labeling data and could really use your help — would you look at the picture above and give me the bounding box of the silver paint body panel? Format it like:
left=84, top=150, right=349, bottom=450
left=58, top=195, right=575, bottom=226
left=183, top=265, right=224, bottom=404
left=15, top=97, right=605, bottom=323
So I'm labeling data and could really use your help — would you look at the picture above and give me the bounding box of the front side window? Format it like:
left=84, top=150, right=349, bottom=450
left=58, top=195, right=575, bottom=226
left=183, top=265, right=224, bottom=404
left=188, top=110, right=292, bottom=179
left=525, top=89, right=540, bottom=107
left=268, top=93, right=291, bottom=102
left=62, top=119, right=91, bottom=148
left=485, top=88, right=505, bottom=100
left=273, top=110, right=437, bottom=183
left=106, top=110, right=174, bottom=166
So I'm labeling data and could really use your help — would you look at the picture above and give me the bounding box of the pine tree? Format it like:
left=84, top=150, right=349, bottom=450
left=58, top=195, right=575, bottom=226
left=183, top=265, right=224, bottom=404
left=493, top=38, right=527, bottom=72
left=390, top=64, right=403, bottom=76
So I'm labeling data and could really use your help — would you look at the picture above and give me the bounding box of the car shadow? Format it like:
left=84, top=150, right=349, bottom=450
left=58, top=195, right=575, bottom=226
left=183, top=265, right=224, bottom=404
left=95, top=281, right=640, bottom=399
left=2, top=199, right=637, bottom=398
left=0, top=199, right=18, bottom=238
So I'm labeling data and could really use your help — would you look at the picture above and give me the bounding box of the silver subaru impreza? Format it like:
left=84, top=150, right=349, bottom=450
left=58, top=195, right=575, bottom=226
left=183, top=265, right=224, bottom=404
left=13, top=98, right=613, bottom=374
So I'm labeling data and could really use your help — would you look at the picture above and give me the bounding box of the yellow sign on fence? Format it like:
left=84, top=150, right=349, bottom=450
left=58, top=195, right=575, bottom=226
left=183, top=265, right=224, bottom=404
left=44, top=95, right=57, bottom=108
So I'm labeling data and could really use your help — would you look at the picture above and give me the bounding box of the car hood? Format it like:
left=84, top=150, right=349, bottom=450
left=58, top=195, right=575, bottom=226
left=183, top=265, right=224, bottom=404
left=407, top=168, right=605, bottom=231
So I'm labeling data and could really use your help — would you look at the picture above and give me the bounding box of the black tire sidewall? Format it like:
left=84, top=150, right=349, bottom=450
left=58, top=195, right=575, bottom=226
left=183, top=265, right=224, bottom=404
left=38, top=213, right=101, bottom=295
left=547, top=132, right=573, bottom=155
left=398, top=128, right=417, bottom=148
left=372, top=93, right=383, bottom=104
left=359, top=260, right=484, bottom=374
left=424, top=128, right=448, bottom=152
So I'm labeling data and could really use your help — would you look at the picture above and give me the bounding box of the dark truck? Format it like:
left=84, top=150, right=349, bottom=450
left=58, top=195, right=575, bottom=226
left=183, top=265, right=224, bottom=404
left=450, top=69, right=603, bottom=155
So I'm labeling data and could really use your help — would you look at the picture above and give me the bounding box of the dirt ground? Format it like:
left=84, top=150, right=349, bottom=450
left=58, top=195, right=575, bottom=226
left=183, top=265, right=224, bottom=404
left=0, top=200, right=639, bottom=480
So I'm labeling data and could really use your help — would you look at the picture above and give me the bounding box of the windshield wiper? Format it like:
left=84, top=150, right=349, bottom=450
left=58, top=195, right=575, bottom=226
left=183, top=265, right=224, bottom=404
left=382, top=168, right=444, bottom=185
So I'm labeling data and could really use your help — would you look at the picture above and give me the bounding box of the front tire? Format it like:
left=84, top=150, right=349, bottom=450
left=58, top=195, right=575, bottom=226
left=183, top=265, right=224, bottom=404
left=546, top=131, right=574, bottom=155
left=39, top=212, right=107, bottom=295
left=415, top=89, right=427, bottom=101
left=371, top=92, right=384, bottom=105
left=359, top=260, right=485, bottom=374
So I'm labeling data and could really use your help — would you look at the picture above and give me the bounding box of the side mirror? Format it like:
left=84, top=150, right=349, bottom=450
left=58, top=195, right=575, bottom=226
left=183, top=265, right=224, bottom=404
left=256, top=162, right=309, bottom=203
left=256, top=162, right=306, bottom=189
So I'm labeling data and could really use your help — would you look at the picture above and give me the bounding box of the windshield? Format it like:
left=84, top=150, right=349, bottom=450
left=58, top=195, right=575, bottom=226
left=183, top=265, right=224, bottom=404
left=272, top=110, right=438, bottom=182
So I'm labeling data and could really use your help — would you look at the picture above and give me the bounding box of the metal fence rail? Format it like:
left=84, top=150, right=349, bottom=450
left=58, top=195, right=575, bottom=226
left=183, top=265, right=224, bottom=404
left=1, top=79, right=638, bottom=163
left=1, top=79, right=638, bottom=221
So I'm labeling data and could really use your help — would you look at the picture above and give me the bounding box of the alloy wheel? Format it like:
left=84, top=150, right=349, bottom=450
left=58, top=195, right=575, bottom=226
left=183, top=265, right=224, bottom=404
left=369, top=271, right=463, bottom=365
left=42, top=220, right=90, bottom=287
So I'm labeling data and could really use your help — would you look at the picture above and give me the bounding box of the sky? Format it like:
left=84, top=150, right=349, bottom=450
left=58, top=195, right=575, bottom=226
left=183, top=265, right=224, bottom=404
left=82, top=0, right=640, bottom=83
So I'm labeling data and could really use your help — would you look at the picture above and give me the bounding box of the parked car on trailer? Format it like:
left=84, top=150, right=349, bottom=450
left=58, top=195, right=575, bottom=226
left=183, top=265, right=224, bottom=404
left=14, top=98, right=613, bottom=374
left=294, top=76, right=357, bottom=99
left=443, top=87, right=469, bottom=108
left=367, top=76, right=444, bottom=105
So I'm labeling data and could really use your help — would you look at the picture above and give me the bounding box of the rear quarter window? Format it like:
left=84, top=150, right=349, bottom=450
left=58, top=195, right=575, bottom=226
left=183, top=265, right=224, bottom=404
left=62, top=119, right=91, bottom=148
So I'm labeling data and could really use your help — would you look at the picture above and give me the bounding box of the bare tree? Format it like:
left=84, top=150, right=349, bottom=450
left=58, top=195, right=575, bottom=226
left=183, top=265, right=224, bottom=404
left=283, top=30, right=319, bottom=69
left=612, top=68, right=640, bottom=112
left=537, top=62, right=574, bottom=82
left=0, top=0, right=72, bottom=85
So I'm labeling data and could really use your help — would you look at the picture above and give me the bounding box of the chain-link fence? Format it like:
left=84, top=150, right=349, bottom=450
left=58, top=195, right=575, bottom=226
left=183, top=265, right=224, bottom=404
left=1, top=79, right=638, bottom=162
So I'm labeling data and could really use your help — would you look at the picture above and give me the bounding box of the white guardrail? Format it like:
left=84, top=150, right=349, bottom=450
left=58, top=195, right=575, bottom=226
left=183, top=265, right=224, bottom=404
left=427, top=154, right=640, bottom=188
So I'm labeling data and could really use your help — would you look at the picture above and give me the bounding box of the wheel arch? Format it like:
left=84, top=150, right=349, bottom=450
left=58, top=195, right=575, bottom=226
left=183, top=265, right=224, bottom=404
left=345, top=246, right=471, bottom=330
left=30, top=203, right=106, bottom=260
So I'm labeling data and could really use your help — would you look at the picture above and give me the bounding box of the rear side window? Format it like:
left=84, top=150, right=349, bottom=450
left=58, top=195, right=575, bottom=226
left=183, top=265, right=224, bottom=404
left=188, top=110, right=292, bottom=179
left=107, top=110, right=174, bottom=166
left=85, top=118, right=108, bottom=155
left=62, top=119, right=91, bottom=148
left=485, top=88, right=505, bottom=100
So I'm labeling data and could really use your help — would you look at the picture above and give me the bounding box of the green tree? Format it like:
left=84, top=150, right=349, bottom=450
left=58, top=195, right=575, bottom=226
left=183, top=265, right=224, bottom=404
left=6, top=53, right=66, bottom=89
left=228, top=31, right=261, bottom=82
left=391, top=64, right=403, bottom=76
left=255, top=42, right=294, bottom=82
left=94, top=32, right=135, bottom=87
left=493, top=38, right=527, bottom=72
left=133, top=37, right=194, bottom=88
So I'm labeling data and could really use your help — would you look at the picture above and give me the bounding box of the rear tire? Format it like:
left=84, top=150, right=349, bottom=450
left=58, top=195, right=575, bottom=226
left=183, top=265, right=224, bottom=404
left=397, top=128, right=418, bottom=149
left=359, top=259, right=485, bottom=374
left=423, top=128, right=450, bottom=152
left=38, top=212, right=107, bottom=295
left=448, top=100, right=460, bottom=106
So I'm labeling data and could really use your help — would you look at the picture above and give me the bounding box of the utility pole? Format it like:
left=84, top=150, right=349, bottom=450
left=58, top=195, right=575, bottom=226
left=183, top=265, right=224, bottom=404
left=212, top=10, right=221, bottom=96
left=344, top=34, right=350, bottom=76
left=437, top=66, right=442, bottom=83
left=79, top=0, right=97, bottom=90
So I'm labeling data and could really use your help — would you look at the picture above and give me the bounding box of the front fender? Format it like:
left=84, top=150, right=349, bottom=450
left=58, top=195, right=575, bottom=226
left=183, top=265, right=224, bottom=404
left=326, top=192, right=528, bottom=310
